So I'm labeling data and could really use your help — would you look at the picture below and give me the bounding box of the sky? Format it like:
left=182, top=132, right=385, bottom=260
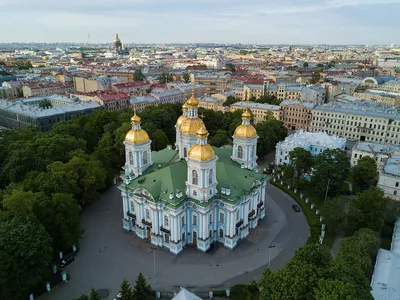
left=1, top=0, right=399, bottom=45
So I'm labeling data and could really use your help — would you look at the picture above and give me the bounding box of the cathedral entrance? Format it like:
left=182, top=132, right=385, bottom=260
left=193, top=231, right=197, bottom=246
left=146, top=227, right=151, bottom=240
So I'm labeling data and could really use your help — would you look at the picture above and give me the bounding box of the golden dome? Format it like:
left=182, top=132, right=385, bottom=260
left=131, top=114, right=141, bottom=124
left=113, top=34, right=121, bottom=43
left=176, top=115, right=188, bottom=127
left=182, top=102, right=189, bottom=110
left=180, top=118, right=204, bottom=135
left=197, top=124, right=208, bottom=138
left=188, top=144, right=216, bottom=161
left=125, top=129, right=150, bottom=144
left=242, top=110, right=251, bottom=120
left=234, top=124, right=257, bottom=138
left=186, top=94, right=199, bottom=107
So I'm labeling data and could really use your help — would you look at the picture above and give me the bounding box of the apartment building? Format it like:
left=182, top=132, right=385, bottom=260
left=280, top=100, right=314, bottom=131
left=131, top=90, right=185, bottom=112
left=379, top=80, right=400, bottom=93
left=311, top=101, right=400, bottom=145
left=378, top=155, right=400, bottom=200
left=191, top=73, right=231, bottom=94
left=353, top=90, right=400, bottom=106
left=73, top=76, right=128, bottom=93
left=198, top=96, right=225, bottom=112
left=22, top=81, right=74, bottom=97
left=93, top=68, right=136, bottom=81
left=230, top=101, right=280, bottom=123
left=112, top=82, right=151, bottom=95
left=351, top=141, right=399, bottom=169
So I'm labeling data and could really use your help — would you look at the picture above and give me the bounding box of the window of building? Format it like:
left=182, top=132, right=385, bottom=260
left=164, top=216, right=169, bottom=227
left=193, top=215, right=197, bottom=226
left=182, top=215, right=185, bottom=226
left=182, top=232, right=186, bottom=242
left=209, top=214, right=213, bottom=224
left=220, top=212, right=224, bottom=223
left=164, top=234, right=170, bottom=244
left=193, top=190, right=197, bottom=196
left=219, top=229, right=224, bottom=239
left=184, top=148, right=187, bottom=157
left=209, top=169, right=213, bottom=184
left=395, top=190, right=398, bottom=196
left=143, top=151, right=148, bottom=165
left=210, top=230, right=213, bottom=238
left=396, top=182, right=399, bottom=187
left=129, top=152, right=134, bottom=165
left=146, top=209, right=150, bottom=220
left=238, top=146, right=243, bottom=159
left=192, top=170, right=199, bottom=185
left=236, top=210, right=240, bottom=220
left=130, top=201, right=135, bottom=212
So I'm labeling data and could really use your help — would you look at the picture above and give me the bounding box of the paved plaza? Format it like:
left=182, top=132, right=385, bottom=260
left=41, top=183, right=309, bottom=300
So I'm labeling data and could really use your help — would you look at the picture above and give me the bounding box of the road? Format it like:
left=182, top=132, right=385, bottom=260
left=41, top=183, right=309, bottom=300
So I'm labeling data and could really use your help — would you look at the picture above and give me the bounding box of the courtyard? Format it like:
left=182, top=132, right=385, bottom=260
left=41, top=183, right=309, bottom=300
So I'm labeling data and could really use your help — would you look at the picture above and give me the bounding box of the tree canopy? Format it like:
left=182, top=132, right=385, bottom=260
left=350, top=156, right=377, bottom=191
left=289, top=147, right=313, bottom=186
left=134, top=69, right=145, bottom=81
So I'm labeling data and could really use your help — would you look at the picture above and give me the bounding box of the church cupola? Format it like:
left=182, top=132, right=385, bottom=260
left=232, top=106, right=258, bottom=170
left=124, top=110, right=152, bottom=182
left=186, top=124, right=218, bottom=202
left=177, top=82, right=204, bottom=159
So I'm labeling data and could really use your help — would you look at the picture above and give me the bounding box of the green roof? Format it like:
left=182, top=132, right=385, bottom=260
left=121, top=145, right=268, bottom=208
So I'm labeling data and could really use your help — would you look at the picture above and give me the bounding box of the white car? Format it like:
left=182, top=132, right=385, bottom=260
left=114, top=292, right=122, bottom=300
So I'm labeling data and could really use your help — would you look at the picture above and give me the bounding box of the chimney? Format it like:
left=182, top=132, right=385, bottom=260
left=169, top=192, right=174, bottom=199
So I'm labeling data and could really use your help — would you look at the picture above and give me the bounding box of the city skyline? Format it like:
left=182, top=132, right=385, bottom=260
left=1, top=0, right=400, bottom=45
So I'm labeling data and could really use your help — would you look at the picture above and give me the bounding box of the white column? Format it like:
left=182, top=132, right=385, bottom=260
left=231, top=211, right=235, bottom=237
left=174, top=217, right=179, bottom=242
left=203, top=214, right=207, bottom=239
left=198, top=213, right=203, bottom=239
left=244, top=201, right=249, bottom=226
left=122, top=196, right=128, bottom=219
left=154, top=210, right=159, bottom=234
left=136, top=203, right=142, bottom=226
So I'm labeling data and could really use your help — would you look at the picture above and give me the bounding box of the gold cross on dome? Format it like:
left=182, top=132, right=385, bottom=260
left=133, top=108, right=137, bottom=115
left=200, top=113, right=205, bottom=120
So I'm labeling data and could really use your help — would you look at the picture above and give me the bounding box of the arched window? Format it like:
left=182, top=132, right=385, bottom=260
left=143, top=151, right=148, bottom=165
left=238, top=146, right=243, bottom=159
left=184, top=148, right=187, bottom=157
left=192, top=170, right=198, bottom=185
left=219, top=228, right=224, bottom=239
left=182, top=232, right=186, bottom=242
left=209, top=169, right=213, bottom=184
left=129, top=151, right=133, bottom=165
left=193, top=190, right=197, bottom=196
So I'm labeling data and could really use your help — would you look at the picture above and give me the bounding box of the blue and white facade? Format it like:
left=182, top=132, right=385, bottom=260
left=275, top=130, right=346, bottom=165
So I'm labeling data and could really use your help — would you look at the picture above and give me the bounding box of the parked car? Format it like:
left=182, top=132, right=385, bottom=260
left=292, top=204, right=301, bottom=212
left=114, top=292, right=122, bottom=300
left=57, top=253, right=75, bottom=268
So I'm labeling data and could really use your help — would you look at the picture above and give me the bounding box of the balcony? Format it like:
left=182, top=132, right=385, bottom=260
left=142, top=219, right=152, bottom=227
left=248, top=210, right=256, bottom=218
left=160, top=226, right=171, bottom=234
left=127, top=212, right=136, bottom=219
left=235, top=219, right=243, bottom=228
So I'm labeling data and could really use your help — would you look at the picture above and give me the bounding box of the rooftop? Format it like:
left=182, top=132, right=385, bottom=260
left=232, top=101, right=280, bottom=111
left=276, top=130, right=346, bottom=151
left=353, top=141, right=399, bottom=155
left=280, top=100, right=315, bottom=108
left=383, top=155, right=400, bottom=176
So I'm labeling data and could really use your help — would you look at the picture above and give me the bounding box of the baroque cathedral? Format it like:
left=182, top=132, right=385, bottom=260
left=119, top=92, right=268, bottom=255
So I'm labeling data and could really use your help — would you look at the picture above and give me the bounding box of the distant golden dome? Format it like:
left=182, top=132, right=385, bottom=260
left=125, top=129, right=150, bottom=144
left=180, top=118, right=204, bottom=135
left=188, top=144, right=216, bottom=161
left=182, top=102, right=189, bottom=110
left=131, top=114, right=141, bottom=124
left=242, top=110, right=251, bottom=120
left=234, top=124, right=257, bottom=138
left=176, top=115, right=188, bottom=127
left=186, top=94, right=199, bottom=107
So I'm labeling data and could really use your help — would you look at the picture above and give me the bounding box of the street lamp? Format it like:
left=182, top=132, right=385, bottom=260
left=149, top=247, right=159, bottom=291
left=268, top=244, right=275, bottom=269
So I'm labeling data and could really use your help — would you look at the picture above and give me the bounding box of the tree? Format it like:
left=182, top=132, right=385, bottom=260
left=150, top=129, right=169, bottom=151
left=310, top=71, right=322, bottom=84
left=321, top=198, right=345, bottom=234
left=255, top=94, right=281, bottom=105
left=224, top=95, right=237, bottom=106
left=303, top=62, right=309, bottom=68
left=0, top=214, right=53, bottom=299
left=134, top=69, right=145, bottom=81
left=210, top=129, right=229, bottom=147
left=256, top=119, right=288, bottom=157
left=39, top=99, right=52, bottom=108
left=226, top=63, right=236, bottom=73
left=133, top=273, right=151, bottom=300
left=311, top=149, right=350, bottom=197
left=119, top=279, right=134, bottom=300
left=282, top=165, right=294, bottom=185
left=385, top=198, right=400, bottom=224
left=349, top=156, right=377, bottom=191
left=89, top=288, right=102, bottom=300
left=289, top=147, right=313, bottom=185
left=182, top=73, right=190, bottom=83
left=347, top=187, right=388, bottom=233
left=159, top=72, right=173, bottom=84
left=314, top=279, right=358, bottom=300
